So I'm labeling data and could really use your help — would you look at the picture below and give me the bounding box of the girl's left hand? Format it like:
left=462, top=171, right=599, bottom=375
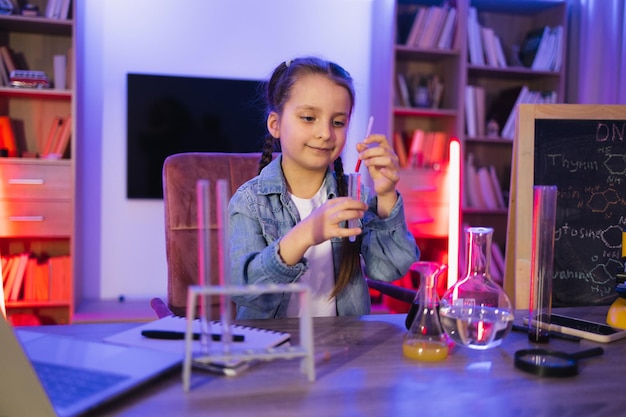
left=356, top=133, right=399, bottom=197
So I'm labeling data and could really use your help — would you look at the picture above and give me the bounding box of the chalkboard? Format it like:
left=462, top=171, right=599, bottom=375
left=504, top=104, right=626, bottom=309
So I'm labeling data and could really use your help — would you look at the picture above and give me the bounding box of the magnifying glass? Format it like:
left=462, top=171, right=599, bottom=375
left=514, top=347, right=604, bottom=377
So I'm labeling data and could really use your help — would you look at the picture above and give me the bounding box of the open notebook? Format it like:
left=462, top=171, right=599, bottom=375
left=104, top=316, right=291, bottom=375
left=0, top=315, right=181, bottom=417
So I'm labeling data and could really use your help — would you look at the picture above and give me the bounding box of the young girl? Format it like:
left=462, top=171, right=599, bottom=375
left=229, top=56, right=419, bottom=319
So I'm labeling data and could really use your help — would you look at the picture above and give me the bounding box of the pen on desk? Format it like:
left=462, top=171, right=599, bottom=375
left=354, top=115, right=374, bottom=172
left=141, top=330, right=245, bottom=342
left=511, top=324, right=581, bottom=342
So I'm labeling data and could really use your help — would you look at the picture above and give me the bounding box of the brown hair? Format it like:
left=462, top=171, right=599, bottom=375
left=259, top=56, right=360, bottom=299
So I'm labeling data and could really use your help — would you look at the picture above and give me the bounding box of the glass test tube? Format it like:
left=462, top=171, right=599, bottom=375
left=196, top=179, right=212, bottom=353
left=347, top=173, right=361, bottom=243
left=529, top=185, right=557, bottom=343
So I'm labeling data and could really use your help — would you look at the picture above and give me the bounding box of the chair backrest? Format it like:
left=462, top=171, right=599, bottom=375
left=162, top=152, right=263, bottom=316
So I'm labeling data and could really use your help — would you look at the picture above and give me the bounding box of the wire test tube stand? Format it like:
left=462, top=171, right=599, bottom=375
left=182, top=179, right=315, bottom=391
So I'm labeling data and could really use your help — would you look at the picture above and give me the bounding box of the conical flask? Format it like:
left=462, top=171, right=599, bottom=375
left=439, top=226, right=514, bottom=350
left=402, top=261, right=449, bottom=362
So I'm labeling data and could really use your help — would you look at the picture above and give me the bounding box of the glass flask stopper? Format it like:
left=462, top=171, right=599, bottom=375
left=439, top=227, right=514, bottom=350
left=402, top=261, right=449, bottom=362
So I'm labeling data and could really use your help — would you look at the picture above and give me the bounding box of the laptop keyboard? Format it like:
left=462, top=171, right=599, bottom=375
left=32, top=361, right=130, bottom=408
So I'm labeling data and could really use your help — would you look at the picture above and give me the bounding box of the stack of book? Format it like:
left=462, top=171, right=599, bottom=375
left=466, top=7, right=507, bottom=68
left=404, top=5, right=457, bottom=50
left=394, top=129, right=449, bottom=170
left=519, top=25, right=564, bottom=71
left=44, top=0, right=72, bottom=20
left=1, top=253, right=72, bottom=303
left=463, top=153, right=506, bottom=211
left=42, top=115, right=72, bottom=158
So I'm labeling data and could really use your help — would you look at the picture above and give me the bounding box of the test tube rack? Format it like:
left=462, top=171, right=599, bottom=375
left=182, top=283, right=315, bottom=391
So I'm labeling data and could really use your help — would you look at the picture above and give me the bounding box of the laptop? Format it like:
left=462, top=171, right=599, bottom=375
left=0, top=316, right=182, bottom=417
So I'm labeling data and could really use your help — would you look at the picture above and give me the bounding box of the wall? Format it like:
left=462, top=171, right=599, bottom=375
left=74, top=0, right=394, bottom=302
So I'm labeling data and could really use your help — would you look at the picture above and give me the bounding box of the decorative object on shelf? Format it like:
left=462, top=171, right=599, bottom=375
left=21, top=3, right=39, bottom=17
left=9, top=70, right=50, bottom=89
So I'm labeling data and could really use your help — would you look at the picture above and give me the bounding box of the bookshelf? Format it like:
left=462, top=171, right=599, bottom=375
left=392, top=0, right=567, bottom=282
left=392, top=0, right=465, bottom=285
left=0, top=0, right=74, bottom=325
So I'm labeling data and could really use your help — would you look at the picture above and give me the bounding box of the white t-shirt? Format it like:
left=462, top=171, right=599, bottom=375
left=286, top=185, right=336, bottom=317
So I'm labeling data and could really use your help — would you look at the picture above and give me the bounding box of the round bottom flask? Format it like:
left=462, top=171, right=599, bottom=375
left=439, top=227, right=514, bottom=350
left=402, top=262, right=449, bottom=362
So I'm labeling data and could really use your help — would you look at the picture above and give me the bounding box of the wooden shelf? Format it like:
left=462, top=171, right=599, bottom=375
left=1, top=5, right=75, bottom=325
left=0, top=15, right=72, bottom=36
left=391, top=0, right=567, bottom=263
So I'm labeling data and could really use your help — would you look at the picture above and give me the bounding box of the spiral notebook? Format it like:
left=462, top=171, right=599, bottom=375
left=104, top=316, right=291, bottom=375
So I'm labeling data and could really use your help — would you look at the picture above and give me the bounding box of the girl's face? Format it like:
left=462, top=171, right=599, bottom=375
left=267, top=73, right=352, bottom=173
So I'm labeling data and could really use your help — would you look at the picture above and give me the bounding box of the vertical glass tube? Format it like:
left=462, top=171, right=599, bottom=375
left=347, top=173, right=361, bottom=243
left=196, top=179, right=211, bottom=353
left=216, top=179, right=232, bottom=352
left=528, top=185, right=557, bottom=343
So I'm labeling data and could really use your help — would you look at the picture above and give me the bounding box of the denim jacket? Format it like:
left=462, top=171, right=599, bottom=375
left=228, top=156, right=419, bottom=319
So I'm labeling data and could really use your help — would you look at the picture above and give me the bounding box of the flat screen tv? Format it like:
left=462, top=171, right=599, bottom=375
left=126, top=73, right=266, bottom=199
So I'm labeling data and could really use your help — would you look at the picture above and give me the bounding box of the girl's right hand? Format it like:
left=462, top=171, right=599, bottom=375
left=278, top=197, right=366, bottom=266
left=305, top=197, right=367, bottom=245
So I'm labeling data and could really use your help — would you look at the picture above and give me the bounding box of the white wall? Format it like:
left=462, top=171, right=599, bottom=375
left=75, top=0, right=394, bottom=302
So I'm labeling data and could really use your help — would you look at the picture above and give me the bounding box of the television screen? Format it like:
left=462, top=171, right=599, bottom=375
left=126, top=73, right=266, bottom=199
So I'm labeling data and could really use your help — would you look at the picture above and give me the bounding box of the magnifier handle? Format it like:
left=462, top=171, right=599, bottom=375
left=570, top=347, right=604, bottom=360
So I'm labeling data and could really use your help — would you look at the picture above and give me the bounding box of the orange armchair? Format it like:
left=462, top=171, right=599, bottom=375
left=159, top=152, right=263, bottom=317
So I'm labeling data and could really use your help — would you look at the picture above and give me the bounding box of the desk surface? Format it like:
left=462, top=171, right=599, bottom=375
left=29, top=307, right=626, bottom=417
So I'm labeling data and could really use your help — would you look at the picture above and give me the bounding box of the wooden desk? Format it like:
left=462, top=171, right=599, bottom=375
left=29, top=307, right=626, bottom=416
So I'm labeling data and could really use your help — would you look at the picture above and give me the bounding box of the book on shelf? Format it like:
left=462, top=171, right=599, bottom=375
left=43, top=116, right=63, bottom=156
left=466, top=7, right=485, bottom=66
left=490, top=241, right=506, bottom=285
left=34, top=259, right=50, bottom=301
left=8, top=253, right=29, bottom=301
left=53, top=115, right=72, bottom=157
left=552, top=26, right=564, bottom=71
left=474, top=85, right=486, bottom=137
left=42, top=115, right=71, bottom=158
left=464, top=153, right=486, bottom=209
left=395, top=73, right=411, bottom=108
left=104, top=315, right=292, bottom=375
left=0, top=51, right=9, bottom=86
left=22, top=256, right=38, bottom=301
left=49, top=255, right=71, bottom=301
left=494, top=36, right=508, bottom=68
left=45, top=0, right=71, bottom=19
left=0, top=116, right=17, bottom=157
left=406, top=129, right=425, bottom=169
left=464, top=85, right=477, bottom=137
left=530, top=26, right=553, bottom=70
left=394, top=131, right=408, bottom=169
left=429, top=131, right=449, bottom=168
left=436, top=7, right=456, bottom=50
left=405, top=6, right=427, bottom=46
left=0, top=46, right=16, bottom=76
left=500, top=87, right=557, bottom=140
left=488, top=166, right=506, bottom=209
left=481, top=27, right=499, bottom=67
left=418, top=6, right=447, bottom=49
left=476, top=167, right=499, bottom=210
left=2, top=256, right=17, bottom=299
